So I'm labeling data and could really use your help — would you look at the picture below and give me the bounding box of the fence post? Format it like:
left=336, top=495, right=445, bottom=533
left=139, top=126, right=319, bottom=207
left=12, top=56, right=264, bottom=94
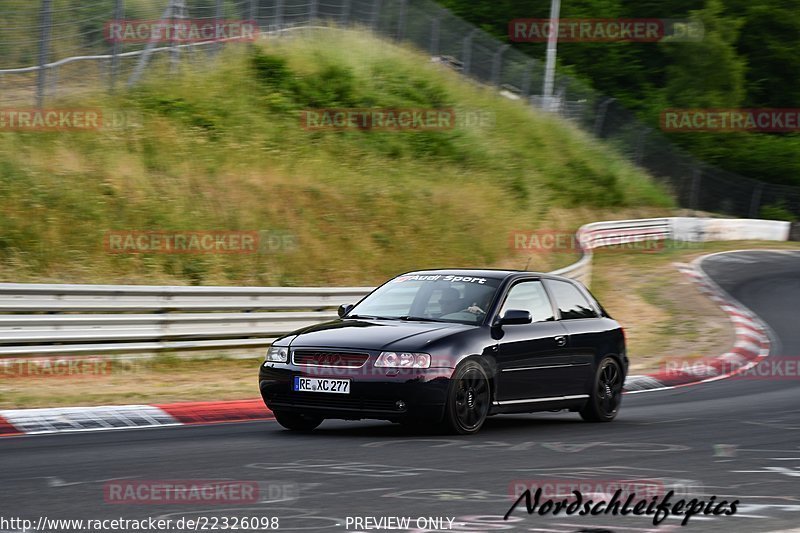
left=636, top=128, right=647, bottom=163
left=690, top=168, right=702, bottom=211
left=593, top=97, right=614, bottom=137
left=342, top=0, right=351, bottom=25
left=371, top=0, right=382, bottom=31
left=461, top=28, right=479, bottom=75
left=215, top=0, right=224, bottom=53
left=429, top=11, right=442, bottom=56
left=110, top=0, right=123, bottom=92
left=169, top=0, right=182, bottom=73
left=396, top=0, right=407, bottom=41
left=491, top=44, right=509, bottom=87
left=49, top=65, right=58, bottom=99
left=749, top=182, right=764, bottom=218
left=275, top=0, right=284, bottom=31
left=36, top=0, right=54, bottom=107
left=128, top=0, right=174, bottom=86
left=310, top=0, right=318, bottom=24
left=520, top=59, right=534, bottom=97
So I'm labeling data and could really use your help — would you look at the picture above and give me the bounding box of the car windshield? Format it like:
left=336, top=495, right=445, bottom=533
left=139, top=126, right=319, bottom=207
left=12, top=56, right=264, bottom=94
left=348, top=274, right=502, bottom=325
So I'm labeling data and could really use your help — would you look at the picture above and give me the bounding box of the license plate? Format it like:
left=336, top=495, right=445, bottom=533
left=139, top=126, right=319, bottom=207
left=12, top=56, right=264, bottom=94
left=293, top=376, right=350, bottom=394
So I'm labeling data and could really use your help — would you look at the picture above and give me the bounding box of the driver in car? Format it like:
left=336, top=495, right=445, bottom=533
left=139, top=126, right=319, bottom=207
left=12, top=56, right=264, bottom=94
left=439, top=287, right=464, bottom=316
left=439, top=287, right=489, bottom=318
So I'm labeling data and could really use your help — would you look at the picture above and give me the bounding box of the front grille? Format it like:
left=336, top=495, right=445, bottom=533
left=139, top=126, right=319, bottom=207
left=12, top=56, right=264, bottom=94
left=292, top=350, right=369, bottom=368
left=267, top=392, right=402, bottom=412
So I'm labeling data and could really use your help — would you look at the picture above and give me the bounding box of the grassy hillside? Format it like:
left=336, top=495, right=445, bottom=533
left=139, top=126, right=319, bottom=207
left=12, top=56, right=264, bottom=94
left=0, top=28, right=673, bottom=286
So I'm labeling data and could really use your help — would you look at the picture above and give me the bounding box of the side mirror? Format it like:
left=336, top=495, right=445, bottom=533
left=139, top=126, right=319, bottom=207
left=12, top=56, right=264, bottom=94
left=496, top=309, right=532, bottom=326
left=338, top=304, right=354, bottom=318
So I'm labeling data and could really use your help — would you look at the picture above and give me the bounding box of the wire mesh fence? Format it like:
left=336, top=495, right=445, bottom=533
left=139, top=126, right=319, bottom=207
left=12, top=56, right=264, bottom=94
left=1, top=0, right=799, bottom=219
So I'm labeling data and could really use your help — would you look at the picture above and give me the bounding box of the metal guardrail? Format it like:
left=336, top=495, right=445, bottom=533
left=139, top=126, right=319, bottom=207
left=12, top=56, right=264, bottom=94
left=551, top=218, right=673, bottom=287
left=0, top=217, right=791, bottom=358
left=0, top=285, right=372, bottom=357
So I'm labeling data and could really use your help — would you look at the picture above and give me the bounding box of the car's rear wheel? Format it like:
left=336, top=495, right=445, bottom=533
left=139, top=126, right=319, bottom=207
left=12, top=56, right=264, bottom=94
left=272, top=410, right=323, bottom=431
left=444, top=360, right=490, bottom=434
left=580, top=356, right=623, bottom=422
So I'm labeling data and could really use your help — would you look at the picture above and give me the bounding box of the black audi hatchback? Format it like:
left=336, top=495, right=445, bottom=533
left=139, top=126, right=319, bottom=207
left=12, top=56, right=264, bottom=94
left=259, top=269, right=627, bottom=434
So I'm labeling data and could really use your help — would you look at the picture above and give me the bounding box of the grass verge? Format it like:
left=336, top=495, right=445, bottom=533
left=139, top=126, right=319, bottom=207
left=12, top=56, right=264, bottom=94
left=0, top=27, right=671, bottom=286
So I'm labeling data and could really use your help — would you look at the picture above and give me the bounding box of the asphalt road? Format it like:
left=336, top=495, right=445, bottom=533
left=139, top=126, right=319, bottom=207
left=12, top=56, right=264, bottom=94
left=2, top=250, right=799, bottom=533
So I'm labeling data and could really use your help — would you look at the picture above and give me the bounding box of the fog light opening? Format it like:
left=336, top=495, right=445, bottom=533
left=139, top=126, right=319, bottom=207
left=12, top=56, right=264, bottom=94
left=396, top=400, right=407, bottom=411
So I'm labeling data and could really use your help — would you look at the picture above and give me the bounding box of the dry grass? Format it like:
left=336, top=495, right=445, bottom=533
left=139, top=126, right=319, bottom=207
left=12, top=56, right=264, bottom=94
left=591, top=240, right=800, bottom=372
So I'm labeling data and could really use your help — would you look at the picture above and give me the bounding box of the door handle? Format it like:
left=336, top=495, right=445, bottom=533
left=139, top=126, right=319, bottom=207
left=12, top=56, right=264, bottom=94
left=554, top=335, right=567, bottom=347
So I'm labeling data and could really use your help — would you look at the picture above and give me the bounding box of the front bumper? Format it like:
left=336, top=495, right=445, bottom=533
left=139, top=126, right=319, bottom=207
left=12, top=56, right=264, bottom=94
left=259, top=362, right=453, bottom=422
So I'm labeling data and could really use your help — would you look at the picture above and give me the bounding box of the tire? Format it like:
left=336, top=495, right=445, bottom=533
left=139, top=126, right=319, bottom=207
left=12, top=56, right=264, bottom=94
left=443, top=360, right=490, bottom=434
left=272, top=410, right=323, bottom=431
left=580, top=356, right=623, bottom=422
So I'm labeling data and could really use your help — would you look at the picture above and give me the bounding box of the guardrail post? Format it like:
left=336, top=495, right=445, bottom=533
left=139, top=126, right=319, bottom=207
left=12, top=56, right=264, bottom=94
left=36, top=0, right=53, bottom=107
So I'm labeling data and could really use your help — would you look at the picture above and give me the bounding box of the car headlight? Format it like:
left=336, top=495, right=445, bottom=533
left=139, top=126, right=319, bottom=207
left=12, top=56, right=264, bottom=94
left=375, top=351, right=431, bottom=369
left=266, top=346, right=289, bottom=363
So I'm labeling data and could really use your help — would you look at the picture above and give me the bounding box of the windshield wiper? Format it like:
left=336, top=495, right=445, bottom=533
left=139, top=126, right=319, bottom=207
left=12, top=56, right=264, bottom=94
left=347, top=314, right=393, bottom=320
left=398, top=316, right=445, bottom=322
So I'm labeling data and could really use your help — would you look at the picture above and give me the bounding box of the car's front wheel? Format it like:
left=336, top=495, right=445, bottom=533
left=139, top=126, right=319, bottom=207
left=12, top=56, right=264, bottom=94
left=580, top=356, right=623, bottom=422
left=444, top=360, right=490, bottom=434
left=272, top=410, right=324, bottom=431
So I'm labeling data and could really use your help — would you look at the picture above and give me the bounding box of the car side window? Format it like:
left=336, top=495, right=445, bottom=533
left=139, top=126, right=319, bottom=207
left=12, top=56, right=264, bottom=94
left=546, top=280, right=598, bottom=320
left=499, top=280, right=555, bottom=322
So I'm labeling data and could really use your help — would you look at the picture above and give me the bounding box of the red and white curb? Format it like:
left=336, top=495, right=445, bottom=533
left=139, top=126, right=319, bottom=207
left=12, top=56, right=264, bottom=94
left=0, top=254, right=774, bottom=436
left=623, top=256, right=771, bottom=393
left=0, top=399, right=272, bottom=437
